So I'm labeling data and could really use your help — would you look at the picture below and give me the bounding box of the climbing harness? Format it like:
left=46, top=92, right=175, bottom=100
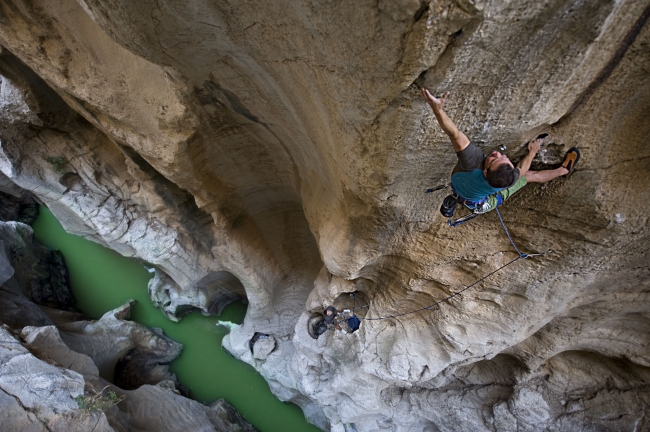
left=349, top=205, right=553, bottom=321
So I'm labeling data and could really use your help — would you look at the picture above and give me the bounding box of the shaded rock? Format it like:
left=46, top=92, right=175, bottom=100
left=112, top=382, right=258, bottom=432
left=0, top=220, right=75, bottom=314
left=0, top=223, right=56, bottom=328
left=38, top=304, right=87, bottom=326
left=0, top=165, right=39, bottom=225
left=0, top=189, right=39, bottom=225
left=307, top=312, right=327, bottom=340
left=207, top=399, right=260, bottom=432
left=113, top=329, right=182, bottom=390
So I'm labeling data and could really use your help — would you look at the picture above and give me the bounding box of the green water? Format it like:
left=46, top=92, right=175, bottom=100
left=32, top=206, right=320, bottom=432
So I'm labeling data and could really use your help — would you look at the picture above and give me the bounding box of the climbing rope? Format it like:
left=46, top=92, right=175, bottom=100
left=495, top=207, right=525, bottom=258
left=350, top=207, right=553, bottom=321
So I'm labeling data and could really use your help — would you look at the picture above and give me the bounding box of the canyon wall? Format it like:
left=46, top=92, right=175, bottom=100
left=0, top=217, right=256, bottom=431
left=1, top=0, right=649, bottom=431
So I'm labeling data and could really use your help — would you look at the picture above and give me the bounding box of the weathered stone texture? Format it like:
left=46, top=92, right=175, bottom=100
left=0, top=320, right=257, bottom=432
left=0, top=0, right=649, bottom=430
left=0, top=219, right=257, bottom=432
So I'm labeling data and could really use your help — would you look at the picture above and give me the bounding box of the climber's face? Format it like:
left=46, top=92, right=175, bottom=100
left=326, top=310, right=333, bottom=316
left=484, top=151, right=513, bottom=172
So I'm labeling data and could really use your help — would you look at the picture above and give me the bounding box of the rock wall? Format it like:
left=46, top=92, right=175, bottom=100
left=1, top=0, right=649, bottom=431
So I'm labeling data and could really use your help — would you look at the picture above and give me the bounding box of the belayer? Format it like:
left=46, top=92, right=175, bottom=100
left=421, top=89, right=580, bottom=217
left=324, top=306, right=341, bottom=330
left=323, top=306, right=360, bottom=333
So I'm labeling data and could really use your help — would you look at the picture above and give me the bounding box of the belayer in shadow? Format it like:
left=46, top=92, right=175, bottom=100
left=324, top=306, right=341, bottom=330
left=324, top=306, right=360, bottom=333
left=421, top=89, right=580, bottom=223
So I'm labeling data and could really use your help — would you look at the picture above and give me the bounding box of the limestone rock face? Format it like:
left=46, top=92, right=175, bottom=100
left=0, top=321, right=257, bottom=432
left=1, top=0, right=649, bottom=431
left=0, top=324, right=106, bottom=432
left=22, top=325, right=100, bottom=379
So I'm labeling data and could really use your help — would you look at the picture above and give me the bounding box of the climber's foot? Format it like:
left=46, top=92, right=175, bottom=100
left=561, top=147, right=580, bottom=176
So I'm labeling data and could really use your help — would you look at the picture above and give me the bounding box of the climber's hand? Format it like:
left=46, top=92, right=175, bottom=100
left=528, top=137, right=542, bottom=154
left=421, top=89, right=448, bottom=112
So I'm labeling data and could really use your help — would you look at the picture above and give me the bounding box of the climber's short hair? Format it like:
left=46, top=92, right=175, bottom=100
left=486, top=163, right=519, bottom=188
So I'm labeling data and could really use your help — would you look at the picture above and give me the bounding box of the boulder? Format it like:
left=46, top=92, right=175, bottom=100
left=21, top=325, right=99, bottom=379
left=57, top=301, right=183, bottom=390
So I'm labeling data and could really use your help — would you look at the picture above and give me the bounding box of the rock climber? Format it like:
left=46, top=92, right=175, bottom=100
left=421, top=89, right=580, bottom=217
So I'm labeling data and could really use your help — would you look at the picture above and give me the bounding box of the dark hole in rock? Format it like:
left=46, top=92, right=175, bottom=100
left=248, top=332, right=270, bottom=352
left=173, top=304, right=201, bottom=319
left=249, top=332, right=276, bottom=360
left=307, top=312, right=327, bottom=339
left=59, top=172, right=84, bottom=190
left=0, top=190, right=39, bottom=224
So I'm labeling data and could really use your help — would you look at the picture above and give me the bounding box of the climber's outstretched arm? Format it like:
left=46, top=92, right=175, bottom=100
left=421, top=89, right=470, bottom=153
left=517, top=137, right=541, bottom=177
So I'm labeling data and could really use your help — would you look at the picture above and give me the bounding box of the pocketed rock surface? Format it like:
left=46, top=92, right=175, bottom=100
left=0, top=0, right=649, bottom=430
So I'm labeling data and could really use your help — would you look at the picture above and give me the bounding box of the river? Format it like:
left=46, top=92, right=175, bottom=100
left=32, top=206, right=320, bottom=432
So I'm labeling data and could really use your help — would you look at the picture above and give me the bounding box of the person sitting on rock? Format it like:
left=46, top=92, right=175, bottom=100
left=421, top=88, right=580, bottom=216
left=324, top=306, right=341, bottom=330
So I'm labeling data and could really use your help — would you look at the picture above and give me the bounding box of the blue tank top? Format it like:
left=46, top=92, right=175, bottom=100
left=451, top=169, right=502, bottom=202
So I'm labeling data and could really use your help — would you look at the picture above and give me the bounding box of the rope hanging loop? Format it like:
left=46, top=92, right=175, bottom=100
left=350, top=206, right=553, bottom=322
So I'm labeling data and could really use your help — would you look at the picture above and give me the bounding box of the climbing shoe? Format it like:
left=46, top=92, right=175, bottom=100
left=440, top=194, right=457, bottom=217
left=561, top=147, right=581, bottom=176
